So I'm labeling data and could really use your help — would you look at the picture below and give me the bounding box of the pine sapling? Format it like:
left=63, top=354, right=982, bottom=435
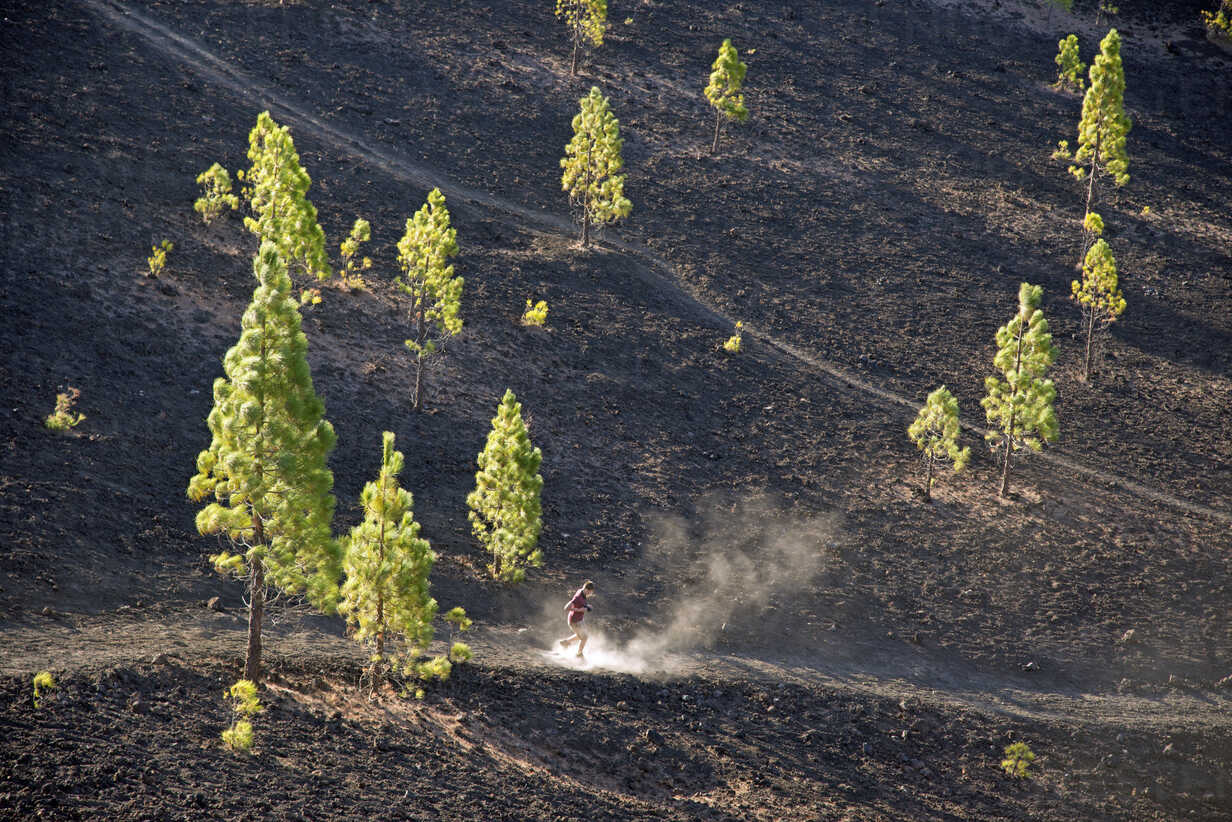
left=705, top=39, right=749, bottom=154
left=555, top=0, right=607, bottom=75
left=1071, top=237, right=1125, bottom=381
left=239, top=111, right=331, bottom=281
left=338, top=432, right=438, bottom=691
left=467, top=389, right=544, bottom=584
left=32, top=671, right=56, bottom=709
left=1001, top=741, right=1036, bottom=778
left=221, top=679, right=262, bottom=753
left=44, top=387, right=85, bottom=432
left=194, top=163, right=239, bottom=224
left=396, top=188, right=463, bottom=411
left=522, top=299, right=549, bottom=327
left=147, top=240, right=172, bottom=278
left=444, top=607, right=474, bottom=663
left=339, top=218, right=373, bottom=292
left=1053, top=35, right=1085, bottom=93
left=724, top=320, right=744, bottom=353
left=981, top=283, right=1059, bottom=498
left=561, top=87, right=632, bottom=248
left=907, top=386, right=971, bottom=501
left=187, top=242, right=341, bottom=685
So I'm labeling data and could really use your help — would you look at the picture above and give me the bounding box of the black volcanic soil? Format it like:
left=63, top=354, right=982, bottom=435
left=1, top=0, right=1230, bottom=819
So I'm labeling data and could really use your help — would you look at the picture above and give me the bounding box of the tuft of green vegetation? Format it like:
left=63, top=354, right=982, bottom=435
left=147, top=240, right=172, bottom=278
left=338, top=218, right=373, bottom=292
left=44, top=387, right=85, bottom=432
left=723, top=320, right=743, bottom=353
left=32, top=671, right=56, bottom=708
left=1204, top=1, right=1232, bottom=39
left=449, top=642, right=473, bottom=663
left=1001, top=741, right=1036, bottom=778
left=193, top=162, right=239, bottom=224
left=221, top=679, right=263, bottom=753
left=521, top=298, right=549, bottom=327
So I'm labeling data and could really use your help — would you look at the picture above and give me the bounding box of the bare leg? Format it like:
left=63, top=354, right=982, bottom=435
left=575, top=627, right=588, bottom=658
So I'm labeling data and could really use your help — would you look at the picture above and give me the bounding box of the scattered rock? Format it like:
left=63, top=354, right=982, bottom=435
left=1216, top=674, right=1232, bottom=689
left=40, top=606, right=56, bottom=617
left=643, top=728, right=664, bottom=747
left=151, top=653, right=170, bottom=665
left=1021, top=661, right=1039, bottom=672
left=127, top=692, right=147, bottom=714
left=206, top=596, right=224, bottom=612
left=1119, top=629, right=1137, bottom=644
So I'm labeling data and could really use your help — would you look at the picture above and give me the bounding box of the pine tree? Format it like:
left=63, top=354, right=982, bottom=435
left=396, top=188, right=463, bottom=411
left=1053, top=34, right=1085, bottom=93
left=339, top=432, right=438, bottom=688
left=561, top=87, right=632, bottom=248
left=705, top=39, right=749, bottom=155
left=1071, top=237, right=1126, bottom=381
left=187, top=241, right=340, bottom=685
left=240, top=111, right=331, bottom=281
left=981, top=283, right=1059, bottom=498
left=467, top=390, right=544, bottom=583
left=907, top=386, right=971, bottom=502
left=555, top=0, right=607, bottom=76
left=1064, top=29, right=1130, bottom=260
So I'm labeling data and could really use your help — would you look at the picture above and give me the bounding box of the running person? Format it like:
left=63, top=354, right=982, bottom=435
left=558, top=580, right=595, bottom=658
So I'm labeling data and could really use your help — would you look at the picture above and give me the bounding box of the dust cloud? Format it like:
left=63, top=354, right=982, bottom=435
left=543, top=493, right=841, bottom=675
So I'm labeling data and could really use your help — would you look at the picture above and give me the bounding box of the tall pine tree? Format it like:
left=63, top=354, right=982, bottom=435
left=396, top=188, right=463, bottom=411
left=1066, top=29, right=1130, bottom=261
left=338, top=432, right=438, bottom=688
left=240, top=111, right=331, bottom=281
left=982, top=283, right=1060, bottom=498
left=705, top=39, right=749, bottom=155
left=187, top=242, right=340, bottom=684
left=467, top=390, right=544, bottom=583
left=561, top=87, right=632, bottom=248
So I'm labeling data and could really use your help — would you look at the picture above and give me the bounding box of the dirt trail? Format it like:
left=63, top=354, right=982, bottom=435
left=82, top=0, right=1231, bottom=529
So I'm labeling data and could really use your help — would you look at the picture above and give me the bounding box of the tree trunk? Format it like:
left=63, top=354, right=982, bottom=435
left=245, top=555, right=265, bottom=685
left=1080, top=139, right=1100, bottom=265
left=923, top=450, right=934, bottom=502
left=570, top=21, right=580, bottom=75
left=999, top=435, right=1013, bottom=498
left=412, top=300, right=426, bottom=411
left=1083, top=306, right=1096, bottom=381
left=712, top=109, right=722, bottom=155
left=580, top=210, right=590, bottom=248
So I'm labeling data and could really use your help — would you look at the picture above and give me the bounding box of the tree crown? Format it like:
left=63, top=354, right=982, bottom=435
left=561, top=87, right=632, bottom=230
left=706, top=39, right=749, bottom=122
left=1069, top=29, right=1130, bottom=187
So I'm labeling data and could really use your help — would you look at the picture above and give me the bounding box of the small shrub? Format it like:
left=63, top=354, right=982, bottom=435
left=412, top=655, right=452, bottom=683
left=45, top=387, right=85, bottom=432
left=444, top=606, right=472, bottom=634
left=147, top=240, right=172, bottom=278
left=300, top=287, right=322, bottom=307
left=221, top=720, right=254, bottom=752
left=194, top=163, right=239, bottom=224
left=32, top=671, right=56, bottom=708
left=723, top=320, right=743, bottom=353
left=1001, top=741, right=1036, bottom=778
left=521, top=298, right=549, bottom=327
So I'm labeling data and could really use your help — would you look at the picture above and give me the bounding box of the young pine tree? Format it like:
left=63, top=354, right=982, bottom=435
left=561, top=87, right=632, bottom=248
left=981, top=283, right=1060, bottom=498
left=555, top=0, right=607, bottom=76
left=705, top=39, right=749, bottom=155
left=240, top=111, right=331, bottom=281
left=1053, top=34, right=1085, bottom=93
left=396, top=188, right=463, bottom=412
left=1062, top=29, right=1130, bottom=260
left=187, top=241, right=341, bottom=685
left=1071, top=238, right=1126, bottom=381
left=467, top=390, right=544, bottom=583
left=338, top=432, right=438, bottom=689
left=907, top=386, right=971, bottom=502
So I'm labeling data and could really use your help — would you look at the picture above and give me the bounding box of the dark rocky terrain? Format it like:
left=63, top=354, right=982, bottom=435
left=1, top=0, right=1230, bottom=818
